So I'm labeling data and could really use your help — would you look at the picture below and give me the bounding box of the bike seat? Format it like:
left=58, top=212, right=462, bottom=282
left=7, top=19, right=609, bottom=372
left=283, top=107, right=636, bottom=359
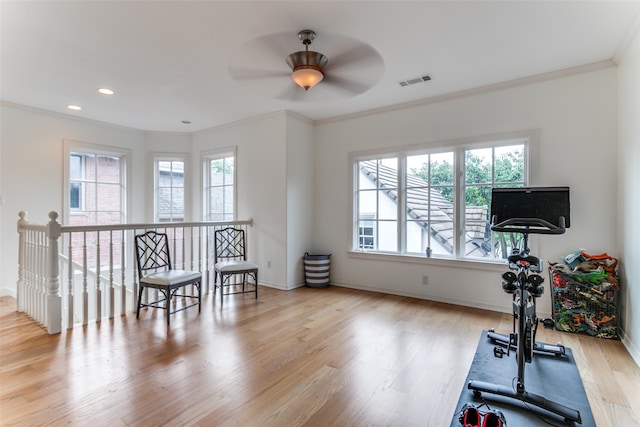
left=508, top=253, right=539, bottom=264
left=508, top=253, right=542, bottom=272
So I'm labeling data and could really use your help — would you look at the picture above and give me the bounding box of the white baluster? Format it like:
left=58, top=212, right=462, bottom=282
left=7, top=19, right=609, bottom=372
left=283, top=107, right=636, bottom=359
left=109, top=230, right=114, bottom=319
left=68, top=234, right=74, bottom=328
left=46, top=211, right=62, bottom=334
left=25, top=230, right=33, bottom=318
left=96, top=231, right=102, bottom=321
left=16, top=211, right=28, bottom=312
left=121, top=229, right=126, bottom=315
left=82, top=232, right=88, bottom=325
left=38, top=231, right=46, bottom=325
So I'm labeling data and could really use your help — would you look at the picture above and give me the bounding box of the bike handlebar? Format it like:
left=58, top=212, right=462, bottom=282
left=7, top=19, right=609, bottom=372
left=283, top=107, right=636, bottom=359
left=490, top=216, right=566, bottom=235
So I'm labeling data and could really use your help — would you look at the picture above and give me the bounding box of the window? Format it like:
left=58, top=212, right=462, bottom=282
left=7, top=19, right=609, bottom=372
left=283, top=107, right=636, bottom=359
left=63, top=141, right=129, bottom=270
left=358, top=215, right=375, bottom=249
left=66, top=150, right=126, bottom=226
left=69, top=154, right=83, bottom=209
left=203, top=150, right=235, bottom=221
left=155, top=159, right=185, bottom=222
left=464, top=145, right=525, bottom=259
left=352, top=134, right=529, bottom=262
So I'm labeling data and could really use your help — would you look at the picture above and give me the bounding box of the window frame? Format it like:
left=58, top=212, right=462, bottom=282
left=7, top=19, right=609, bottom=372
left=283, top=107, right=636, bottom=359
left=69, top=153, right=84, bottom=210
left=201, top=147, right=236, bottom=221
left=349, top=131, right=534, bottom=265
left=63, top=140, right=130, bottom=225
left=150, top=153, right=189, bottom=223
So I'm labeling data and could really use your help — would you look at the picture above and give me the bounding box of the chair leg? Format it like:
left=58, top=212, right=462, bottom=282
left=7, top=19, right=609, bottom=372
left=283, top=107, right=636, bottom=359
left=198, top=282, right=202, bottom=312
left=136, top=285, right=144, bottom=319
left=167, top=289, right=171, bottom=326
left=255, top=271, right=258, bottom=299
left=220, top=273, right=224, bottom=305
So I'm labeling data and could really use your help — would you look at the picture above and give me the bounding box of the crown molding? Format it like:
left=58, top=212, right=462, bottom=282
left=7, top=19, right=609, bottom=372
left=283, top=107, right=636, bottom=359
left=315, top=60, right=617, bottom=126
left=0, top=100, right=145, bottom=134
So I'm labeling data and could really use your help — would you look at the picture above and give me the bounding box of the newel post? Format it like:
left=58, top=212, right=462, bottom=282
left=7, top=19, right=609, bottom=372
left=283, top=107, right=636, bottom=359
left=16, top=211, right=28, bottom=312
left=46, top=211, right=62, bottom=334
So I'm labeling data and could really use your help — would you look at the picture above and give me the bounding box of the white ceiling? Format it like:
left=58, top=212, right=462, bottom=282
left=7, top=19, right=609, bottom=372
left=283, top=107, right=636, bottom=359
left=2, top=1, right=639, bottom=133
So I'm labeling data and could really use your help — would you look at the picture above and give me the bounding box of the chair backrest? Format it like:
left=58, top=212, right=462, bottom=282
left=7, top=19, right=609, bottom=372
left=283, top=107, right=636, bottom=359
left=135, top=231, right=172, bottom=278
left=214, top=227, right=247, bottom=263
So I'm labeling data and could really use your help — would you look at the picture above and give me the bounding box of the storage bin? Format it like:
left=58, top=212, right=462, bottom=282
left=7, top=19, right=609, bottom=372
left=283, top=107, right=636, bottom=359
left=549, top=265, right=619, bottom=339
left=303, top=252, right=331, bottom=288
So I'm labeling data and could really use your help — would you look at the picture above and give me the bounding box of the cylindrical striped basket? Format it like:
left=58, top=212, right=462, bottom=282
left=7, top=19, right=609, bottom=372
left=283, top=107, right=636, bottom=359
left=303, top=252, right=331, bottom=288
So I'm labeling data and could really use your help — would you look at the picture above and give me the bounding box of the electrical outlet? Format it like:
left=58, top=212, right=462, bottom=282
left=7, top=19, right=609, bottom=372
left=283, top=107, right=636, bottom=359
left=267, top=260, right=272, bottom=268
left=421, top=274, right=429, bottom=285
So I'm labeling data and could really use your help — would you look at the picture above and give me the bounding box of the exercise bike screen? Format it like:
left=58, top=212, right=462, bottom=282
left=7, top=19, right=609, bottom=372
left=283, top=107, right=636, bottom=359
left=490, top=186, right=570, bottom=228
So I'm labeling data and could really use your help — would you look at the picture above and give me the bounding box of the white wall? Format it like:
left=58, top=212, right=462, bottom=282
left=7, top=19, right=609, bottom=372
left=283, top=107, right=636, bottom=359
left=285, top=114, right=314, bottom=288
left=190, top=111, right=315, bottom=290
left=192, top=112, right=291, bottom=289
left=313, top=67, right=619, bottom=316
left=618, top=27, right=640, bottom=365
left=0, top=107, right=3, bottom=295
left=0, top=104, right=147, bottom=296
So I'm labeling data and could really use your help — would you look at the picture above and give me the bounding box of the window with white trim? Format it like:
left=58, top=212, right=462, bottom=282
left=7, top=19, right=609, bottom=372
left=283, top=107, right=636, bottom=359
left=154, top=158, right=185, bottom=222
left=203, top=151, right=235, bottom=221
left=69, top=153, right=83, bottom=210
left=352, top=134, right=528, bottom=261
left=66, top=149, right=127, bottom=226
left=63, top=142, right=129, bottom=269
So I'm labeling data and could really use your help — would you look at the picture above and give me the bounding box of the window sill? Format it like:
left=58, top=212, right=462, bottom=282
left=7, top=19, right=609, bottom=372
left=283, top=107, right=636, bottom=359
left=347, top=250, right=508, bottom=272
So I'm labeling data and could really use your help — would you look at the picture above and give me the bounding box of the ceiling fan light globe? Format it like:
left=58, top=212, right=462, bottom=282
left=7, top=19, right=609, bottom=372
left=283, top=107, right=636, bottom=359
left=291, top=66, right=324, bottom=91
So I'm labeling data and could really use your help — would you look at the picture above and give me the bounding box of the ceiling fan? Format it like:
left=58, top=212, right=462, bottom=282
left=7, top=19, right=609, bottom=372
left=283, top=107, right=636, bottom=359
left=228, top=30, right=384, bottom=101
left=286, top=30, right=328, bottom=91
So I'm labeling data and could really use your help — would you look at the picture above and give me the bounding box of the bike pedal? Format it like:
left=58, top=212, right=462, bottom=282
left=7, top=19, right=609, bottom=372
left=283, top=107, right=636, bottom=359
left=542, top=318, right=556, bottom=329
left=493, top=346, right=505, bottom=358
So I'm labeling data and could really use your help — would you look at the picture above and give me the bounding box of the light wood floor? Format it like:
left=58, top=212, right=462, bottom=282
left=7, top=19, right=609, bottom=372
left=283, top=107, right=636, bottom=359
left=1, top=286, right=639, bottom=426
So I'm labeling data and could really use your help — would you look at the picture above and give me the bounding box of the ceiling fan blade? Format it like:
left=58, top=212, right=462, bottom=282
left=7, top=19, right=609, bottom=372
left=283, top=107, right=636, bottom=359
left=229, top=66, right=288, bottom=81
left=322, top=75, right=372, bottom=96
left=325, top=42, right=383, bottom=74
left=250, top=32, right=298, bottom=60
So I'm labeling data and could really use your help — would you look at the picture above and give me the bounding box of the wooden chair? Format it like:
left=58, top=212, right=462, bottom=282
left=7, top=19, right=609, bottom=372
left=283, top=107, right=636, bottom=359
left=135, top=231, right=202, bottom=325
left=214, top=227, right=258, bottom=304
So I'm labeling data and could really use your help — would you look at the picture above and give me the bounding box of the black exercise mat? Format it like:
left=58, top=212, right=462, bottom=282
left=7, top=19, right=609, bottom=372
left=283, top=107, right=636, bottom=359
left=451, top=330, right=595, bottom=427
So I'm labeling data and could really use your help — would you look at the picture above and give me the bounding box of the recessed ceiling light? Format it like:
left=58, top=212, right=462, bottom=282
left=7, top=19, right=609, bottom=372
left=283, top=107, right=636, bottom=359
left=97, top=88, right=114, bottom=95
left=67, top=105, right=82, bottom=111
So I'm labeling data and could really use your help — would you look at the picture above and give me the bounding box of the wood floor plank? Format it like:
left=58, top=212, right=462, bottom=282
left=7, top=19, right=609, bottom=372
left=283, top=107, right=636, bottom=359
left=1, top=286, right=639, bottom=426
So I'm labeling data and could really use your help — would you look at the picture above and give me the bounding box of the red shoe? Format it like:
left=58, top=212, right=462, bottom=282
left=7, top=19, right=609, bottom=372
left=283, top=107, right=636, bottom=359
left=482, top=409, right=507, bottom=427
left=459, top=403, right=481, bottom=427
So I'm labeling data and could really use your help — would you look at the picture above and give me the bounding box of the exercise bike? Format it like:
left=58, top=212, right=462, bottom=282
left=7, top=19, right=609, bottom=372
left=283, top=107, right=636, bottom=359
left=467, top=188, right=582, bottom=425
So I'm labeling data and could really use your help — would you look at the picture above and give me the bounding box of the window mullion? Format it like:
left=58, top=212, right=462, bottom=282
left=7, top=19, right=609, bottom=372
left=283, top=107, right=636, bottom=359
left=426, top=155, right=431, bottom=250
left=398, top=156, right=406, bottom=254
left=93, top=157, right=99, bottom=222
left=374, top=161, right=379, bottom=251
left=455, top=147, right=464, bottom=259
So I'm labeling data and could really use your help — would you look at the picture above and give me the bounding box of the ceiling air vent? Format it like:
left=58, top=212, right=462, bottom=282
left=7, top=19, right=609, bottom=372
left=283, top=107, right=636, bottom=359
left=398, top=74, right=432, bottom=87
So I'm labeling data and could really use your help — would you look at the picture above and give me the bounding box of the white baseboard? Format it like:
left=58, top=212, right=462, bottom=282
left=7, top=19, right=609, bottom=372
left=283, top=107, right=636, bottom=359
left=0, top=287, right=17, bottom=298
left=334, top=280, right=514, bottom=315
left=258, top=280, right=305, bottom=291
left=621, top=328, right=640, bottom=368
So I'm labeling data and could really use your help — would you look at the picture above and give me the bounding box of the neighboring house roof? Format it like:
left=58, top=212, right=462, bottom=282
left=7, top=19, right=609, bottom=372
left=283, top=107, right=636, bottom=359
left=158, top=170, right=184, bottom=221
left=359, top=161, right=491, bottom=256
